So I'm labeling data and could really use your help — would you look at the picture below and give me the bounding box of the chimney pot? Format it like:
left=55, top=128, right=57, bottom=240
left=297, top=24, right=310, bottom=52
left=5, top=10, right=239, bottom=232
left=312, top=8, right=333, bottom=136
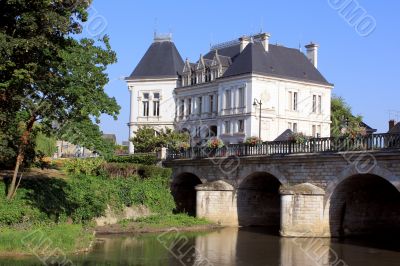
left=239, top=36, right=251, bottom=53
left=389, top=120, right=396, bottom=131
left=305, top=42, right=319, bottom=68
left=259, top=33, right=271, bottom=52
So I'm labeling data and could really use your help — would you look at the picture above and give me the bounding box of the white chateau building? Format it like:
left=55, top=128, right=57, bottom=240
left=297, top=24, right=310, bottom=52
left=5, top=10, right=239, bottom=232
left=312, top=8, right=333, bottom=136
left=127, top=33, right=333, bottom=153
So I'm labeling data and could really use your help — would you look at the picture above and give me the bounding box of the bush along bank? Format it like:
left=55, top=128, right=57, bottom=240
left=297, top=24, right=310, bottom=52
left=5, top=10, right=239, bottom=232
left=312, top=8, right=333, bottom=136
left=0, top=158, right=212, bottom=256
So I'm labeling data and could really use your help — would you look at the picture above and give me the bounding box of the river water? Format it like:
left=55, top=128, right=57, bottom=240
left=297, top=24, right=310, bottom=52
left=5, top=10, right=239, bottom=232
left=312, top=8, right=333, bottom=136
left=1, top=227, right=400, bottom=265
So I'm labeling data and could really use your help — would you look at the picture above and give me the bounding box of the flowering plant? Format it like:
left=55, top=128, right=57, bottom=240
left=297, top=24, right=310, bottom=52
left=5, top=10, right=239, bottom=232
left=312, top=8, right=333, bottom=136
left=245, top=136, right=261, bottom=146
left=206, top=137, right=224, bottom=149
left=178, top=142, right=190, bottom=150
left=289, top=132, right=310, bottom=144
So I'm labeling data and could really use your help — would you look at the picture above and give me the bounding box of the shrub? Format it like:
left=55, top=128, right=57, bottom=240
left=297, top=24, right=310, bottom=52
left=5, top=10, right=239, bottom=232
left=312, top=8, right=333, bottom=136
left=106, top=154, right=158, bottom=165
left=129, top=175, right=175, bottom=214
left=63, top=157, right=105, bottom=175
left=0, top=183, right=48, bottom=226
left=65, top=175, right=110, bottom=223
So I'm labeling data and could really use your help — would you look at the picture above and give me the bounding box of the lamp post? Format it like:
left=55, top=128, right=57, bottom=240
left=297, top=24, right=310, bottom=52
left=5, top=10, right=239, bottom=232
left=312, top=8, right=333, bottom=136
left=253, top=98, right=262, bottom=140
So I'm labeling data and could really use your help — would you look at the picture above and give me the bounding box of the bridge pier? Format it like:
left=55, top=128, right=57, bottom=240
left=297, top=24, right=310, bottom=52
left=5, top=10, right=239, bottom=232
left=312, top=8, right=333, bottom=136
left=280, top=183, right=329, bottom=237
left=196, top=181, right=238, bottom=226
left=196, top=181, right=330, bottom=237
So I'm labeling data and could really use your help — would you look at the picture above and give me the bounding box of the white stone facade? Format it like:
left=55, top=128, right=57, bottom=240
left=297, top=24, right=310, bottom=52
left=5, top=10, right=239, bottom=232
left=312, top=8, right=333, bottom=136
left=126, top=78, right=179, bottom=153
left=175, top=73, right=332, bottom=144
left=128, top=33, right=333, bottom=150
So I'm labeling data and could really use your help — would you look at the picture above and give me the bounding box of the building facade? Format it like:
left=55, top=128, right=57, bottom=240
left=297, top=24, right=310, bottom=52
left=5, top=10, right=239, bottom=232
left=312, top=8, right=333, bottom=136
left=175, top=33, right=333, bottom=144
left=127, top=33, right=333, bottom=151
left=126, top=34, right=184, bottom=153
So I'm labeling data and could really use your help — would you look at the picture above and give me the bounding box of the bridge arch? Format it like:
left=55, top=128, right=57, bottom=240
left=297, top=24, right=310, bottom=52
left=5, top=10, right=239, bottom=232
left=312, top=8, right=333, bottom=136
left=171, top=172, right=203, bottom=216
left=237, top=165, right=288, bottom=187
left=325, top=164, right=400, bottom=199
left=326, top=170, right=400, bottom=237
left=237, top=171, right=282, bottom=232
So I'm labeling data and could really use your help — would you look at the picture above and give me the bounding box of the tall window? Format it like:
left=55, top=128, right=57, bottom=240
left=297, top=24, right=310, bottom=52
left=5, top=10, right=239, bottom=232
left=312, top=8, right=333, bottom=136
left=293, top=123, right=298, bottom=133
left=142, top=93, right=149, bottom=116
left=198, top=97, right=202, bottom=114
left=188, top=98, right=192, bottom=115
left=312, top=125, right=316, bottom=137
left=225, top=90, right=231, bottom=109
left=153, top=93, right=160, bottom=116
left=209, top=95, right=214, bottom=113
left=238, top=87, right=245, bottom=107
left=293, top=92, right=298, bottom=111
left=191, top=72, right=196, bottom=85
left=238, top=120, right=244, bottom=133
left=312, top=95, right=317, bottom=113
left=288, top=91, right=298, bottom=111
left=205, top=68, right=211, bottom=82
left=179, top=99, right=184, bottom=118
left=224, top=121, right=231, bottom=134
left=318, top=95, right=322, bottom=114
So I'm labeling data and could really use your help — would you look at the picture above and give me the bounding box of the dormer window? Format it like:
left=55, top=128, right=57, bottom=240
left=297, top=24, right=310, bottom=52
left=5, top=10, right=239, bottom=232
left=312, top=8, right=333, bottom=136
left=191, top=72, right=196, bottom=85
left=205, top=68, right=211, bottom=82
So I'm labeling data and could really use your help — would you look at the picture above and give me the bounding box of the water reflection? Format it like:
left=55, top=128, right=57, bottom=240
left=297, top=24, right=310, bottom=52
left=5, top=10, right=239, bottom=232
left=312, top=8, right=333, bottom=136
left=1, top=228, right=400, bottom=265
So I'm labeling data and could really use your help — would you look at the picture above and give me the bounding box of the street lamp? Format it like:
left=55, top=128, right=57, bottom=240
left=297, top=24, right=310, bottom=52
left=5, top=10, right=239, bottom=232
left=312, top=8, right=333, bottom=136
left=253, top=98, right=262, bottom=140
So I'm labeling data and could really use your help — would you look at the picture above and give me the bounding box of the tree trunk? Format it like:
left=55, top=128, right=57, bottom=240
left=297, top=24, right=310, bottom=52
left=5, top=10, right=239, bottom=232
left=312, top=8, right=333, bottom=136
left=7, top=116, right=36, bottom=200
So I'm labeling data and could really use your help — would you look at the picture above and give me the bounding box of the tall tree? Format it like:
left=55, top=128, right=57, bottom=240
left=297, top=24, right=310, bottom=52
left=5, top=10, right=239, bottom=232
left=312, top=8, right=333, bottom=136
left=0, top=0, right=120, bottom=199
left=331, top=95, right=362, bottom=137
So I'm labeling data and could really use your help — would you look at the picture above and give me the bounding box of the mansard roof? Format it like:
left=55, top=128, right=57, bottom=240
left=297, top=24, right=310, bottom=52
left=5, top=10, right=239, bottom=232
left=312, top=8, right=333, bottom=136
left=201, top=41, right=331, bottom=86
left=221, top=42, right=331, bottom=85
left=128, top=40, right=184, bottom=80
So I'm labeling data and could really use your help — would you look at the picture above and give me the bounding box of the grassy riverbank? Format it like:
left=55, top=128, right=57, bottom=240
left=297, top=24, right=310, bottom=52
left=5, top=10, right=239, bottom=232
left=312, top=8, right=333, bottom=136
left=0, top=156, right=213, bottom=257
left=0, top=224, right=93, bottom=257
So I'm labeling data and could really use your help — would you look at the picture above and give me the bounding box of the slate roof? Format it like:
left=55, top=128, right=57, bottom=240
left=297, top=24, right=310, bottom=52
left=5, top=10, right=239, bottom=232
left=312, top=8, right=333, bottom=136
left=274, top=129, right=294, bottom=141
left=360, top=121, right=377, bottom=134
left=220, top=42, right=331, bottom=85
left=128, top=40, right=184, bottom=80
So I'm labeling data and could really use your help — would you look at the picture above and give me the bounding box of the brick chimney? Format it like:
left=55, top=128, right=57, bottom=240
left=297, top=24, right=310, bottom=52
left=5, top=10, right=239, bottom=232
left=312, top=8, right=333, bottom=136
left=389, top=120, right=396, bottom=131
left=305, top=42, right=319, bottom=68
left=239, top=36, right=251, bottom=53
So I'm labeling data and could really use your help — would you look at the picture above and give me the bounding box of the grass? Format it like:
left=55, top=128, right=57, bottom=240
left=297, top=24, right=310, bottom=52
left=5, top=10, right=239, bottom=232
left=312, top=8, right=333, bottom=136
left=0, top=224, right=93, bottom=255
left=130, top=214, right=212, bottom=229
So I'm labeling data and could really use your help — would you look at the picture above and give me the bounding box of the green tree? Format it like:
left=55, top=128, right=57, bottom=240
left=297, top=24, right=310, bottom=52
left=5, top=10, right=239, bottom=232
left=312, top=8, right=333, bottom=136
left=35, top=132, right=57, bottom=157
left=131, top=127, right=190, bottom=153
left=331, top=95, right=362, bottom=138
left=0, top=1, right=120, bottom=199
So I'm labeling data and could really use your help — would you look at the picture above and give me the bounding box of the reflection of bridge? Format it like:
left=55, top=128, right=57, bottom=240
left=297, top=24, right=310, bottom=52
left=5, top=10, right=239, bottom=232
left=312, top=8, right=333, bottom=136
left=164, top=133, right=400, bottom=237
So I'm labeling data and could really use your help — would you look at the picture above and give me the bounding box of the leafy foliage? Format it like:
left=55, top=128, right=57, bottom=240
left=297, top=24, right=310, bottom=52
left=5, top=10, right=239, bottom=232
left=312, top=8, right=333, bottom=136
left=106, top=154, right=158, bottom=165
left=131, top=127, right=190, bottom=153
left=0, top=182, right=46, bottom=226
left=331, top=95, right=363, bottom=138
left=65, top=175, right=110, bottom=223
left=63, top=158, right=106, bottom=176
left=35, top=132, right=57, bottom=157
left=0, top=0, right=120, bottom=197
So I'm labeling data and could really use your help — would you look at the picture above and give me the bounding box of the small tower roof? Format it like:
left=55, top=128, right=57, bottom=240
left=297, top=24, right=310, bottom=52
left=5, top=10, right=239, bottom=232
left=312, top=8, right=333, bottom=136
left=127, top=34, right=184, bottom=80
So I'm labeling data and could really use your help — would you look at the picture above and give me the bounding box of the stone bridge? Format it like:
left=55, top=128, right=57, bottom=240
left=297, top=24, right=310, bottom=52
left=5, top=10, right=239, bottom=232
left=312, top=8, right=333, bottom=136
left=164, top=146, right=400, bottom=238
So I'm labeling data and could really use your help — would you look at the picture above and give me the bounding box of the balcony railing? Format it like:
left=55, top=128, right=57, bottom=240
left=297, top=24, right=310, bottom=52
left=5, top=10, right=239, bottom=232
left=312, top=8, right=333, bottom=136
left=166, top=133, right=400, bottom=160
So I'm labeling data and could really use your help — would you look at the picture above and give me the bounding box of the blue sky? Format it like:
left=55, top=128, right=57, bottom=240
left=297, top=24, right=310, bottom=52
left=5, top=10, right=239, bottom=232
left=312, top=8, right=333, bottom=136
left=85, top=0, right=400, bottom=143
